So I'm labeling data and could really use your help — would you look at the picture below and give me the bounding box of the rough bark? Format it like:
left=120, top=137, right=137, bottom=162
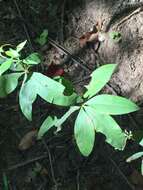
left=66, top=0, right=143, bottom=103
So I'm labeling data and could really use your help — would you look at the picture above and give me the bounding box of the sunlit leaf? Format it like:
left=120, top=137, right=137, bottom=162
left=0, top=57, right=6, bottom=65
left=38, top=116, right=58, bottom=139
left=23, top=53, right=41, bottom=65
left=84, top=106, right=126, bottom=150
left=84, top=64, right=116, bottom=98
left=85, top=94, right=139, bottom=115
left=19, top=75, right=37, bottom=121
left=5, top=48, right=20, bottom=58
left=0, top=59, right=13, bottom=75
left=74, top=108, right=95, bottom=156
left=16, top=40, right=27, bottom=52
left=19, top=72, right=78, bottom=120
left=0, top=72, right=23, bottom=97
left=126, top=152, right=143, bottom=163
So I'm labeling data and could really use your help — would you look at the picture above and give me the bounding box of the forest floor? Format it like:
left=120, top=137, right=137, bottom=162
left=0, top=0, right=143, bottom=190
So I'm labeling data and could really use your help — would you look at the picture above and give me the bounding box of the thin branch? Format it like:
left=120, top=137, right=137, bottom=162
left=13, top=0, right=34, bottom=51
left=48, top=38, right=91, bottom=72
left=42, top=139, right=58, bottom=190
left=6, top=154, right=48, bottom=171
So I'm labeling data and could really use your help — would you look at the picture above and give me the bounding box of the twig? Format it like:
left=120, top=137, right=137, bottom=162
left=76, top=170, right=80, bottom=190
left=42, top=139, right=58, bottom=190
left=13, top=0, right=34, bottom=51
left=108, top=157, right=135, bottom=190
left=48, top=38, right=91, bottom=72
left=60, top=0, right=66, bottom=44
left=6, top=154, right=48, bottom=171
left=116, top=7, right=143, bottom=28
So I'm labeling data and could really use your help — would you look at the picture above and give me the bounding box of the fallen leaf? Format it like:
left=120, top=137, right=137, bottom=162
left=18, top=130, right=38, bottom=151
left=79, top=22, right=103, bottom=48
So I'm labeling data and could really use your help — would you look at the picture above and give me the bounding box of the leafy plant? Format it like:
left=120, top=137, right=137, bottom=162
left=0, top=41, right=78, bottom=121
left=126, top=138, right=143, bottom=175
left=0, top=40, right=139, bottom=157
left=38, top=64, right=139, bottom=156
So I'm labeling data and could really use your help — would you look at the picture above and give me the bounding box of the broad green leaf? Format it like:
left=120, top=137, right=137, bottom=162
left=140, top=138, right=143, bottom=147
left=84, top=106, right=127, bottom=150
left=0, top=72, right=23, bottom=97
left=85, top=94, right=139, bottom=115
left=55, top=106, right=80, bottom=130
left=74, top=108, right=95, bottom=156
left=32, top=72, right=77, bottom=106
left=16, top=40, right=27, bottom=52
left=0, top=57, right=6, bottom=64
left=38, top=116, right=58, bottom=139
left=5, top=48, right=20, bottom=58
left=0, top=59, right=13, bottom=75
left=35, top=29, right=48, bottom=46
left=19, top=75, right=37, bottom=121
left=19, top=72, right=78, bottom=120
left=126, top=152, right=143, bottom=163
left=84, top=64, right=116, bottom=98
left=23, top=53, right=41, bottom=65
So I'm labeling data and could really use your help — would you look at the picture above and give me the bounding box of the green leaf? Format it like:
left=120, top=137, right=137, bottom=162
left=84, top=64, right=117, bottom=98
left=85, top=94, right=139, bottom=115
left=19, top=72, right=78, bottom=120
left=140, top=138, right=143, bottom=147
left=126, top=152, right=143, bottom=162
left=74, top=108, right=95, bottom=156
left=23, top=53, right=41, bottom=65
left=19, top=75, right=37, bottom=121
left=109, top=31, right=122, bottom=42
left=84, top=106, right=127, bottom=150
left=16, top=40, right=27, bottom=52
left=0, top=57, right=7, bottom=65
left=38, top=116, right=58, bottom=139
left=5, top=48, right=20, bottom=58
left=0, top=59, right=13, bottom=75
left=35, top=29, right=48, bottom=46
left=0, top=73, right=23, bottom=97
left=2, top=173, right=9, bottom=190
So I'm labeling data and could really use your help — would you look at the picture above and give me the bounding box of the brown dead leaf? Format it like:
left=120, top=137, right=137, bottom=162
left=79, top=22, right=102, bottom=48
left=18, top=130, right=38, bottom=151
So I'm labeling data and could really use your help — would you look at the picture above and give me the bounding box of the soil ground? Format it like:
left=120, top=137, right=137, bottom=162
left=0, top=0, right=143, bottom=190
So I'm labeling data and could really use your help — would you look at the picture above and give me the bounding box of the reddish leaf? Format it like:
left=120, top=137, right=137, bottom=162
left=46, top=64, right=64, bottom=77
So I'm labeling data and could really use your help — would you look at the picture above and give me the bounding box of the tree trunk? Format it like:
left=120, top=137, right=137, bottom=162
left=66, top=0, right=143, bottom=103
